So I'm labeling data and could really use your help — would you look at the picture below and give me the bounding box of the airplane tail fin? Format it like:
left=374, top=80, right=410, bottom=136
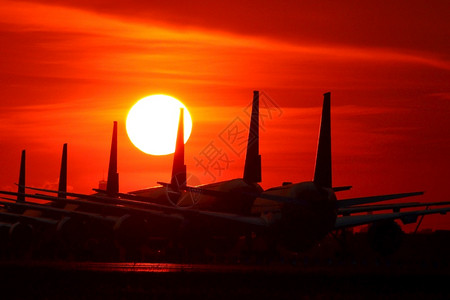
left=313, top=92, right=332, bottom=188
left=57, top=143, right=67, bottom=199
left=243, top=91, right=262, bottom=183
left=171, top=108, right=187, bottom=189
left=17, top=150, right=25, bottom=202
left=106, top=121, right=119, bottom=195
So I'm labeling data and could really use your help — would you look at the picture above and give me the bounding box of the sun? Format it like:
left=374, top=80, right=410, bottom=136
left=126, top=95, right=193, bottom=155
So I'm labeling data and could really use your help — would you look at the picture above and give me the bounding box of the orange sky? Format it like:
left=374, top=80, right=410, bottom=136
left=0, top=0, right=449, bottom=231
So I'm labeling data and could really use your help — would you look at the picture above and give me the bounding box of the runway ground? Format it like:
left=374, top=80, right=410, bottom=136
left=1, top=261, right=449, bottom=299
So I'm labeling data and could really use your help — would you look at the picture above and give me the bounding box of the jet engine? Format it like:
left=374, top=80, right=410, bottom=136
left=273, top=182, right=337, bottom=252
left=367, top=220, right=404, bottom=255
left=113, top=214, right=151, bottom=251
left=9, top=222, right=33, bottom=257
left=56, top=217, right=90, bottom=258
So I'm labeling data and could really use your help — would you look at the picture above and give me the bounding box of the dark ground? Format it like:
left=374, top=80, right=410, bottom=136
left=1, top=232, right=450, bottom=299
left=1, top=261, right=449, bottom=299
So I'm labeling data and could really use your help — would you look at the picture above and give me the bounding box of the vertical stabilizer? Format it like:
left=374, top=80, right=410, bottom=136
left=58, top=143, right=67, bottom=199
left=106, top=121, right=119, bottom=195
left=171, top=108, right=187, bottom=188
left=313, top=92, right=332, bottom=188
left=17, top=150, right=25, bottom=202
left=243, top=91, right=262, bottom=183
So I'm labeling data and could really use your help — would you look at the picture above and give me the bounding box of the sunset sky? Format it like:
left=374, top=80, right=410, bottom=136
left=1, top=0, right=449, bottom=231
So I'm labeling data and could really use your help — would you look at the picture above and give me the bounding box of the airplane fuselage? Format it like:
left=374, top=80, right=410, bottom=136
left=155, top=179, right=338, bottom=252
left=254, top=181, right=337, bottom=251
left=177, top=178, right=263, bottom=215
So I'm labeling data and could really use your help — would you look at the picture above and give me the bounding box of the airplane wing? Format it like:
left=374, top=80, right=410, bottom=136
left=0, top=199, right=118, bottom=223
left=0, top=190, right=268, bottom=233
left=21, top=186, right=185, bottom=213
left=336, top=191, right=424, bottom=208
left=158, top=182, right=305, bottom=205
left=0, top=210, right=59, bottom=226
left=167, top=183, right=423, bottom=208
left=0, top=190, right=183, bottom=222
left=15, top=187, right=447, bottom=232
left=27, top=182, right=302, bottom=207
left=338, top=201, right=450, bottom=215
left=335, top=206, right=450, bottom=229
left=181, top=185, right=300, bottom=204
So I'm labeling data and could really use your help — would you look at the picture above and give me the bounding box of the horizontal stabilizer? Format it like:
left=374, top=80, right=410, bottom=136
left=0, top=196, right=16, bottom=202
left=93, top=188, right=164, bottom=202
left=333, top=186, right=352, bottom=192
left=337, top=191, right=424, bottom=208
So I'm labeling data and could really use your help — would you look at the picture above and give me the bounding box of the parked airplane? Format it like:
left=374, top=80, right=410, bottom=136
left=1, top=91, right=449, bottom=260
left=0, top=110, right=196, bottom=259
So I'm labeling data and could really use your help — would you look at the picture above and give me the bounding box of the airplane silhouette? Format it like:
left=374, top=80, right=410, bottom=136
left=1, top=91, right=449, bottom=260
